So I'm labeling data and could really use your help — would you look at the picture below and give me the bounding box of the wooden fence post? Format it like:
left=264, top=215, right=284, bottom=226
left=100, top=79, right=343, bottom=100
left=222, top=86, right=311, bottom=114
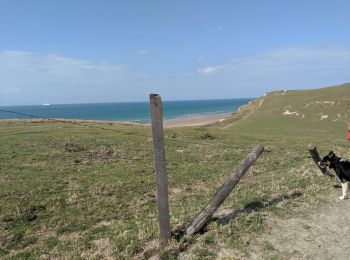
left=307, top=144, right=332, bottom=176
left=186, top=144, right=264, bottom=236
left=150, top=94, right=171, bottom=244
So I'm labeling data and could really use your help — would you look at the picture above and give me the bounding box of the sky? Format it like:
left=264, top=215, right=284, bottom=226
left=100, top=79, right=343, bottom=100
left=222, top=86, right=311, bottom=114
left=0, top=0, right=350, bottom=106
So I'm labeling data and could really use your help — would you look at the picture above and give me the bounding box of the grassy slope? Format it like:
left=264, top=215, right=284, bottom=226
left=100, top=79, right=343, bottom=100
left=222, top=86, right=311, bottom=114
left=223, top=83, right=349, bottom=144
left=0, top=83, right=349, bottom=259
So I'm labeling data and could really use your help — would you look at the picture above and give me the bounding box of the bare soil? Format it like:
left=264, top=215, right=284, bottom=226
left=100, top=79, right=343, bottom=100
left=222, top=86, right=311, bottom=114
left=252, top=189, right=350, bottom=260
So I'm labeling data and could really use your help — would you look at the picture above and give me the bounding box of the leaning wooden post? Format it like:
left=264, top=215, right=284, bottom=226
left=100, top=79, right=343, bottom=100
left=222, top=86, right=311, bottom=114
left=308, top=144, right=332, bottom=176
left=150, top=94, right=171, bottom=244
left=186, top=144, right=264, bottom=236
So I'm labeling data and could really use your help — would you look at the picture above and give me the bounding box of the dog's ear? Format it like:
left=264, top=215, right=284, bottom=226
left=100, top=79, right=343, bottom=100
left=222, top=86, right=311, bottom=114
left=328, top=151, right=335, bottom=158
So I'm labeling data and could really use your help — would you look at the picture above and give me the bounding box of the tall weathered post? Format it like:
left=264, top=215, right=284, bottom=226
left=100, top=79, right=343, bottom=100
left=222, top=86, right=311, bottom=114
left=150, top=94, right=171, bottom=244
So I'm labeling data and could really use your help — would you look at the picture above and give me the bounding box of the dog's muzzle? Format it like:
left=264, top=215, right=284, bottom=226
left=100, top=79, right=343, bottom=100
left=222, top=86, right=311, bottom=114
left=318, top=161, right=327, bottom=169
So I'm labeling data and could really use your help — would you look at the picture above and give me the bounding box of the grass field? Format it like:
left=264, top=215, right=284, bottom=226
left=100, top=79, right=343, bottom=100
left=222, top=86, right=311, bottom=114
left=0, top=83, right=349, bottom=259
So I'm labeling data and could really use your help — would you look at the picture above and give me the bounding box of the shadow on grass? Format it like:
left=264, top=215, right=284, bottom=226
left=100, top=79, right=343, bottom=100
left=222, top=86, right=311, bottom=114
left=172, top=191, right=303, bottom=240
left=215, top=191, right=303, bottom=225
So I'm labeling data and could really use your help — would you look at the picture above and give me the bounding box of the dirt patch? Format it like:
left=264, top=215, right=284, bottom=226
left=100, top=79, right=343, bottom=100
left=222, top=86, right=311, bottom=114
left=252, top=191, right=350, bottom=259
left=92, top=238, right=113, bottom=258
left=73, top=145, right=121, bottom=165
left=200, top=132, right=216, bottom=140
left=62, top=138, right=85, bottom=152
left=79, top=238, right=114, bottom=259
left=178, top=187, right=350, bottom=259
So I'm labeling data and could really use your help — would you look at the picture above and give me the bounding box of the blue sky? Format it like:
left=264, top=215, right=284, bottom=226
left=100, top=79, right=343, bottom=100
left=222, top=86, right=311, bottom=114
left=1, top=0, right=350, bottom=105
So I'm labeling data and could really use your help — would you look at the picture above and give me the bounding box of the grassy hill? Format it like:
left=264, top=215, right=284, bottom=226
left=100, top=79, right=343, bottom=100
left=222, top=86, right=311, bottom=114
left=223, top=83, right=350, bottom=139
left=0, top=83, right=349, bottom=259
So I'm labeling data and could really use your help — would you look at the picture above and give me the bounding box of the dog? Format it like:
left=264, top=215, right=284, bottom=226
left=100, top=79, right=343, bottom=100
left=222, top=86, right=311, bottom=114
left=319, top=151, right=350, bottom=200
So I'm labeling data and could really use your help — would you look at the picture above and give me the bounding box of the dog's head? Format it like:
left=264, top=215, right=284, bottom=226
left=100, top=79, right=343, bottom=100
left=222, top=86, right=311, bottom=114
left=319, top=151, right=342, bottom=169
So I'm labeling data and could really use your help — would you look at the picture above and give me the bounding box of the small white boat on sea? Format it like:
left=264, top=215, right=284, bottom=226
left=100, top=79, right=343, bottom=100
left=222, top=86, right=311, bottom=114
left=42, top=103, right=51, bottom=106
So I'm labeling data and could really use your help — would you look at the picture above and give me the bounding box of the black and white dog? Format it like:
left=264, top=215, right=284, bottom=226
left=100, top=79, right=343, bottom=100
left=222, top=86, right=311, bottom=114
left=319, top=151, right=350, bottom=200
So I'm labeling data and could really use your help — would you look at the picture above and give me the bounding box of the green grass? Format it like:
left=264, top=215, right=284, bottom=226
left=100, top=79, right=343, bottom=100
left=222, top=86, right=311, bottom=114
left=0, top=83, right=349, bottom=258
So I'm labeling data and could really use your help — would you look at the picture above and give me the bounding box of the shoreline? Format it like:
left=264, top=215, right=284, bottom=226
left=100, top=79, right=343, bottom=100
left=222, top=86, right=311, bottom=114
left=0, top=112, right=233, bottom=128
left=163, top=112, right=232, bottom=128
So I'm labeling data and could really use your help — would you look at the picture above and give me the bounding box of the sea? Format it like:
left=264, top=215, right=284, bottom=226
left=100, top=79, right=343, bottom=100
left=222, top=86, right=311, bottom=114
left=0, top=98, right=253, bottom=123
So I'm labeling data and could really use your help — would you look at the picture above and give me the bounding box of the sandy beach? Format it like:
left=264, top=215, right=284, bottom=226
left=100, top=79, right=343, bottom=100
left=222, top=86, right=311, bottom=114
left=0, top=113, right=233, bottom=128
left=163, top=113, right=232, bottom=128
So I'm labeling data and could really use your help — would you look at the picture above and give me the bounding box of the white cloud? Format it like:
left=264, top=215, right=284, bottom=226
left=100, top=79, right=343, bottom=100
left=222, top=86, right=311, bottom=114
left=197, top=66, right=222, bottom=75
left=0, top=51, right=128, bottom=80
left=197, top=46, right=350, bottom=78
left=1, top=46, right=349, bottom=105
left=189, top=45, right=350, bottom=99
left=0, top=51, right=130, bottom=105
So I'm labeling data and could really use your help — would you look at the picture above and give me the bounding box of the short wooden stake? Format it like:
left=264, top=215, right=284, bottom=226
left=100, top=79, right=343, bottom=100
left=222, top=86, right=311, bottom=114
left=150, top=94, right=171, bottom=244
left=308, top=144, right=332, bottom=176
left=186, top=144, right=264, bottom=235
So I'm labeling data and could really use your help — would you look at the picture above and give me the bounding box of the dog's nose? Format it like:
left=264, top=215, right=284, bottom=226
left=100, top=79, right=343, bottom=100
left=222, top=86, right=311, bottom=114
left=318, top=161, right=325, bottom=168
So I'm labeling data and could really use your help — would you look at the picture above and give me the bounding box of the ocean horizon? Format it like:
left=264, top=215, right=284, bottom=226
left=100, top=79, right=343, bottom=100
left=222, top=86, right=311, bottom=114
left=0, top=98, right=253, bottom=123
